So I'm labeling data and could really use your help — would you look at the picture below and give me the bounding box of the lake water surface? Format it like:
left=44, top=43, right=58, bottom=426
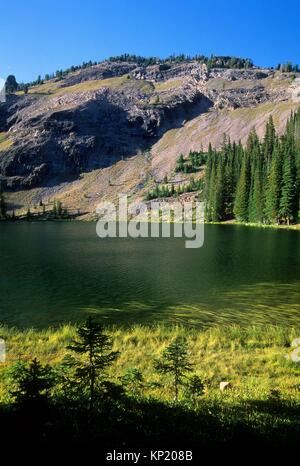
left=0, top=222, right=299, bottom=328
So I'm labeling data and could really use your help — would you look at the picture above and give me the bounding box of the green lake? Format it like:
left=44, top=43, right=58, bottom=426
left=0, top=222, right=299, bottom=328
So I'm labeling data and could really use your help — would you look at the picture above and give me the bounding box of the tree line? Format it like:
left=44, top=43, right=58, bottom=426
left=110, top=53, right=253, bottom=69
left=0, top=195, right=71, bottom=221
left=276, top=62, right=300, bottom=73
left=204, top=111, right=300, bottom=224
left=145, top=177, right=202, bottom=201
left=7, top=56, right=300, bottom=96
left=175, top=151, right=206, bottom=173
left=4, top=55, right=254, bottom=95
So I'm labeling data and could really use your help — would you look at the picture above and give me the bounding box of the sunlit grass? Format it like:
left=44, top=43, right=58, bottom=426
left=0, top=132, right=13, bottom=151
left=154, top=78, right=184, bottom=92
left=1, top=323, right=300, bottom=403
left=27, top=75, right=129, bottom=96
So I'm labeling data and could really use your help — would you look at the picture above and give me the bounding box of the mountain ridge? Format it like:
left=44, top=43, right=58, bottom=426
left=0, top=58, right=299, bottom=217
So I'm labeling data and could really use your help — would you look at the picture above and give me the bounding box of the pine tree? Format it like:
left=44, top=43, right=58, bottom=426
left=234, top=155, right=250, bottom=222
left=0, top=191, right=6, bottom=219
left=203, top=110, right=299, bottom=225
left=205, top=156, right=216, bottom=221
left=264, top=143, right=282, bottom=223
left=212, top=155, right=226, bottom=221
left=223, top=142, right=236, bottom=218
left=204, top=145, right=213, bottom=219
left=53, top=200, right=63, bottom=218
left=154, top=337, right=193, bottom=402
left=184, top=374, right=205, bottom=405
left=11, top=358, right=56, bottom=407
left=120, top=368, right=144, bottom=396
left=248, top=162, right=264, bottom=223
left=279, top=153, right=297, bottom=224
left=67, top=318, right=119, bottom=412
left=263, top=116, right=276, bottom=172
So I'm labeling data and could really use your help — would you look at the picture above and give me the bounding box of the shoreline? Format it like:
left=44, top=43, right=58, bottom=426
left=207, top=220, right=300, bottom=231
left=1, top=217, right=299, bottom=231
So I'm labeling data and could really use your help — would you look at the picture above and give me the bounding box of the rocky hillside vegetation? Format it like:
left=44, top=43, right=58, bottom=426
left=0, top=56, right=299, bottom=217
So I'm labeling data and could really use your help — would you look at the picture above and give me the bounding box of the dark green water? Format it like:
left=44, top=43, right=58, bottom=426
left=0, top=222, right=299, bottom=328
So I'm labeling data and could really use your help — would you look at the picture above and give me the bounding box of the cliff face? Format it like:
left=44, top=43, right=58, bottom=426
left=0, top=59, right=299, bottom=214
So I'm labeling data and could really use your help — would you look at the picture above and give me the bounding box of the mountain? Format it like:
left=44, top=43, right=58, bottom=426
left=0, top=58, right=299, bottom=217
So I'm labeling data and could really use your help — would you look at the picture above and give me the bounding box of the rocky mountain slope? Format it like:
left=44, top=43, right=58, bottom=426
left=0, top=59, right=299, bottom=216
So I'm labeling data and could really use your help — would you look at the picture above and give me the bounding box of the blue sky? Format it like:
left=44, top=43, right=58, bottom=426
left=1, top=0, right=299, bottom=82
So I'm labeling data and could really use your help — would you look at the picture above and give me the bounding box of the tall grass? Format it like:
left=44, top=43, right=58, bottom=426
left=1, top=323, right=300, bottom=404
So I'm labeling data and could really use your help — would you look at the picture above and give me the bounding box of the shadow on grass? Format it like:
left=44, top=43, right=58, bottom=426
left=1, top=394, right=300, bottom=450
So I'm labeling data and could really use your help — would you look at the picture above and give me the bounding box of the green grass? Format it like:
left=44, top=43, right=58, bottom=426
left=229, top=100, right=298, bottom=125
left=27, top=75, right=129, bottom=96
left=154, top=78, right=184, bottom=92
left=1, top=323, right=300, bottom=403
left=0, top=132, right=13, bottom=152
left=207, top=220, right=300, bottom=230
left=2, top=323, right=300, bottom=446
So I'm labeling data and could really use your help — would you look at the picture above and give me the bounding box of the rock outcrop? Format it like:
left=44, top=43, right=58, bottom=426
left=0, top=59, right=296, bottom=191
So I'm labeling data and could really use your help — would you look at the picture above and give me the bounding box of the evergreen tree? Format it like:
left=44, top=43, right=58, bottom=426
left=184, top=374, right=205, bottom=405
left=11, top=358, right=56, bottom=407
left=53, top=200, right=63, bottom=218
left=67, top=318, right=119, bottom=412
left=204, top=144, right=213, bottom=219
left=263, top=116, right=276, bottom=172
left=264, top=143, right=282, bottom=223
left=0, top=191, right=6, bottom=219
left=154, top=338, right=193, bottom=402
left=234, top=155, right=251, bottom=222
left=279, top=152, right=297, bottom=224
left=175, top=154, right=185, bottom=172
left=196, top=110, right=299, bottom=225
left=206, top=158, right=216, bottom=221
left=212, top=155, right=226, bottom=221
left=120, top=368, right=144, bottom=396
left=248, top=162, right=264, bottom=223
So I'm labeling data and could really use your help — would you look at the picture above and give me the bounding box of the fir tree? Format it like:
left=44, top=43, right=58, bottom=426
left=263, top=116, right=276, bottom=172
left=206, top=158, right=216, bottom=221
left=0, top=190, right=6, bottom=219
left=11, top=358, right=56, bottom=407
left=212, top=155, right=226, bottom=221
left=234, top=155, right=251, bottom=222
left=248, top=162, right=264, bottom=223
left=154, top=337, right=193, bottom=402
left=67, top=318, right=119, bottom=412
left=120, top=368, right=144, bottom=396
left=279, top=153, right=297, bottom=224
left=264, top=143, right=282, bottom=223
left=184, top=374, right=205, bottom=405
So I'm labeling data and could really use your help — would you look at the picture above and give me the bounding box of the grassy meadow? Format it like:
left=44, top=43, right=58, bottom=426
left=1, top=321, right=300, bottom=449
left=1, top=323, right=300, bottom=403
